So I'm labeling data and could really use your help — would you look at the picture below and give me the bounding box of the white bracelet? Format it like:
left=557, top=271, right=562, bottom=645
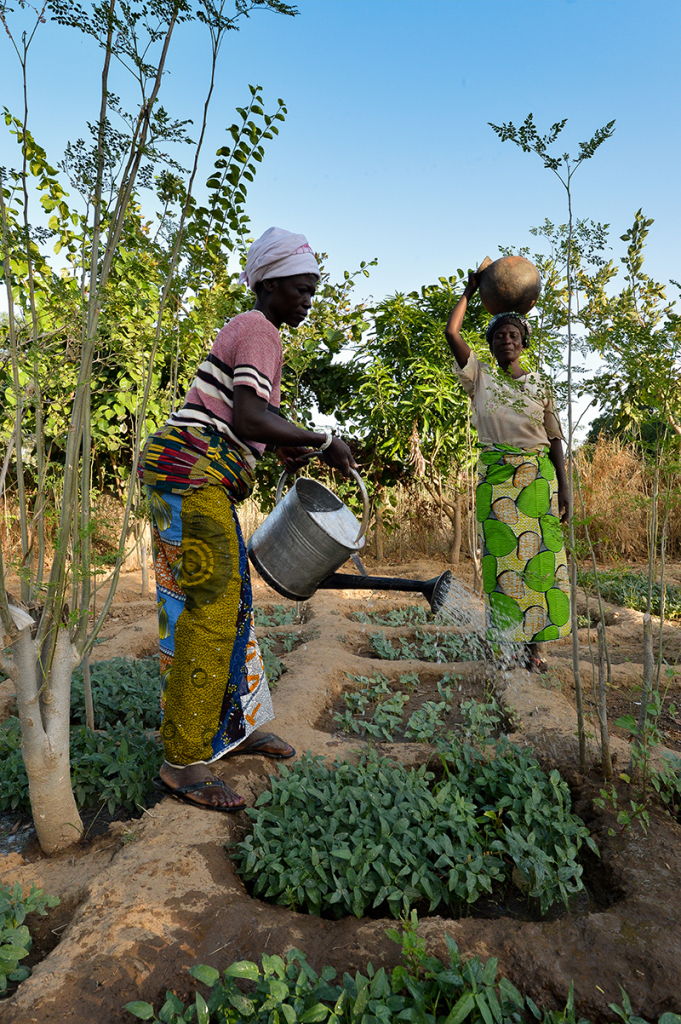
left=318, top=430, right=333, bottom=452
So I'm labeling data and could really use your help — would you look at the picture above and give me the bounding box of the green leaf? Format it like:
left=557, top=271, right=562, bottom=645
left=476, top=993, right=495, bottom=1024
left=190, top=964, right=220, bottom=987
left=444, top=990, right=475, bottom=1024
left=196, top=993, right=209, bottom=1024
left=300, top=1004, right=330, bottom=1022
left=225, top=960, right=261, bottom=981
left=123, top=1002, right=156, bottom=1020
left=614, top=714, right=638, bottom=734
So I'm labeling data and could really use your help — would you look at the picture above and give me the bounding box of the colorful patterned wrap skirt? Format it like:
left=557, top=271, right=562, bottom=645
left=139, top=425, right=274, bottom=766
left=477, top=444, right=571, bottom=644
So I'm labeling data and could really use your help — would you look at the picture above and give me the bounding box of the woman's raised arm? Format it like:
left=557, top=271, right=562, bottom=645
left=445, top=272, right=477, bottom=368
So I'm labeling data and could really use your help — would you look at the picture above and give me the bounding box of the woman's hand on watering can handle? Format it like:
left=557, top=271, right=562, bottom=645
left=322, top=436, right=358, bottom=478
left=276, top=446, right=317, bottom=472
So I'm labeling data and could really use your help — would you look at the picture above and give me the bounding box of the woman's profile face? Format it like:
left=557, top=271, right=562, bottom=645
left=263, top=274, right=318, bottom=328
left=491, top=322, right=524, bottom=364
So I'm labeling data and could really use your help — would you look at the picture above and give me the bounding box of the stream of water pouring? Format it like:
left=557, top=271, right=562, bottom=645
left=435, top=575, right=485, bottom=634
left=434, top=575, right=522, bottom=678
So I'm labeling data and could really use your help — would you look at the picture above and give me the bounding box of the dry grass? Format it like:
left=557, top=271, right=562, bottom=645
left=574, top=434, right=681, bottom=560
left=238, top=484, right=464, bottom=564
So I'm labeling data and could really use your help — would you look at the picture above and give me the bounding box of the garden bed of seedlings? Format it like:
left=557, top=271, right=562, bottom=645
left=0, top=562, right=680, bottom=1023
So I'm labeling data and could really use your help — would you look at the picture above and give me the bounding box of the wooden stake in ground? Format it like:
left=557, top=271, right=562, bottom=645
left=596, top=622, right=612, bottom=781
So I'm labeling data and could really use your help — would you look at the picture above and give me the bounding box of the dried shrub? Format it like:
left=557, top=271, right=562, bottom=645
left=575, top=434, right=681, bottom=560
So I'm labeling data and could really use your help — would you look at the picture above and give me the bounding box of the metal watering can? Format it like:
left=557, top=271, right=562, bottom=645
left=247, top=466, right=370, bottom=601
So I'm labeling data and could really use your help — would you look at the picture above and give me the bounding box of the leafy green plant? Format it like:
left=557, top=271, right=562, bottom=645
left=0, top=717, right=159, bottom=815
left=233, top=725, right=597, bottom=920
left=460, top=695, right=502, bottom=745
left=332, top=672, right=419, bottom=741
left=254, top=605, right=300, bottom=627
left=124, top=910, right=672, bottom=1024
left=370, top=629, right=485, bottom=663
left=362, top=692, right=410, bottom=741
left=0, top=882, right=59, bottom=993
left=258, top=637, right=286, bottom=684
left=353, top=604, right=429, bottom=626
left=578, top=569, right=681, bottom=619
left=334, top=673, right=475, bottom=745
left=403, top=699, right=447, bottom=742
left=650, top=752, right=681, bottom=818
left=71, top=657, right=161, bottom=729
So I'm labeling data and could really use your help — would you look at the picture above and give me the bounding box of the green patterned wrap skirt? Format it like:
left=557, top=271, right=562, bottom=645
left=477, top=444, right=571, bottom=644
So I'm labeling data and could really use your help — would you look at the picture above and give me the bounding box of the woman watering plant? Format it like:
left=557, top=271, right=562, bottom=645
left=444, top=267, right=571, bottom=671
left=139, top=227, right=356, bottom=810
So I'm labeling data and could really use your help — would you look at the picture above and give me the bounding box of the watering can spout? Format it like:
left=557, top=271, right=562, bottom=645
left=315, top=570, right=453, bottom=617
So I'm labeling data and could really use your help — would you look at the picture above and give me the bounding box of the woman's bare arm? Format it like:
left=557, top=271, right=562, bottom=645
left=444, top=272, right=477, bottom=368
left=232, top=385, right=356, bottom=476
left=548, top=436, right=569, bottom=523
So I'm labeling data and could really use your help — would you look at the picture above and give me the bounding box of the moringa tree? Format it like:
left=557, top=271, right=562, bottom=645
left=0, top=0, right=295, bottom=854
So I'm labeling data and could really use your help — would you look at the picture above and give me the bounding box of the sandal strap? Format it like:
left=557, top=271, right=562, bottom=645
left=173, top=779, right=227, bottom=796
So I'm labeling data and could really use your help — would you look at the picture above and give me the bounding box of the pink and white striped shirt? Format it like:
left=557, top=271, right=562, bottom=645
left=168, top=310, right=282, bottom=467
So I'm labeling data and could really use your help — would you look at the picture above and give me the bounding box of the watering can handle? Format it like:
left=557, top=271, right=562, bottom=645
left=275, top=462, right=370, bottom=545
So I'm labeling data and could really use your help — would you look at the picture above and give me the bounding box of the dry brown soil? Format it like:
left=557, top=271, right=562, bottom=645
left=1, top=558, right=681, bottom=1023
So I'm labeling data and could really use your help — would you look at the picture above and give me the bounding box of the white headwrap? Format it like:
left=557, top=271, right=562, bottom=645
left=239, top=226, right=320, bottom=292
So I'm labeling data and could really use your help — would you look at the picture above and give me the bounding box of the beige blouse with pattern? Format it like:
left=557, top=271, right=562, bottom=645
left=454, top=351, right=564, bottom=448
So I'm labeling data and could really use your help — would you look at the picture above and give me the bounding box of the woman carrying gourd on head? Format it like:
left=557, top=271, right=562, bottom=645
left=444, top=270, right=571, bottom=672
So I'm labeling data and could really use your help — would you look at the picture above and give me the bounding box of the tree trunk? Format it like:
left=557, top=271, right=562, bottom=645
left=596, top=622, right=612, bottom=781
left=447, top=494, right=461, bottom=564
left=11, top=627, right=83, bottom=854
left=631, top=612, right=655, bottom=777
left=140, top=521, right=150, bottom=598
left=374, top=503, right=384, bottom=563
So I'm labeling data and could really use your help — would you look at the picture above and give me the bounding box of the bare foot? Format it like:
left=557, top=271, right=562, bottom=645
left=159, top=762, right=245, bottom=809
left=224, top=729, right=295, bottom=759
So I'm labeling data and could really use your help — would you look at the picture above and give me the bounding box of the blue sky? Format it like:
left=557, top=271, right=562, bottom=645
left=1, top=0, right=678, bottom=309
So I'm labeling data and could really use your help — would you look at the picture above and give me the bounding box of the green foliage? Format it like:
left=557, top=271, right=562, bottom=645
left=490, top=113, right=615, bottom=176
left=369, top=628, right=485, bottom=662
left=593, top=782, right=651, bottom=839
left=578, top=568, right=681, bottom=619
left=0, top=717, right=159, bottom=815
left=254, top=605, right=300, bottom=627
left=402, top=681, right=454, bottom=743
left=279, top=257, right=376, bottom=429
left=233, top=716, right=597, bottom=919
left=71, top=656, right=161, bottom=729
left=0, top=881, right=59, bottom=993
left=258, top=637, right=286, bottom=683
left=339, top=277, right=488, bottom=504
left=352, top=603, right=430, bottom=625
left=333, top=671, right=458, bottom=744
left=122, top=910, right=655, bottom=1024
left=578, top=210, right=681, bottom=439
left=650, top=753, right=681, bottom=818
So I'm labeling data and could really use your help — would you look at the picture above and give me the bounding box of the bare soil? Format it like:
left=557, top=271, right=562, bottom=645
left=1, top=557, right=681, bottom=1022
